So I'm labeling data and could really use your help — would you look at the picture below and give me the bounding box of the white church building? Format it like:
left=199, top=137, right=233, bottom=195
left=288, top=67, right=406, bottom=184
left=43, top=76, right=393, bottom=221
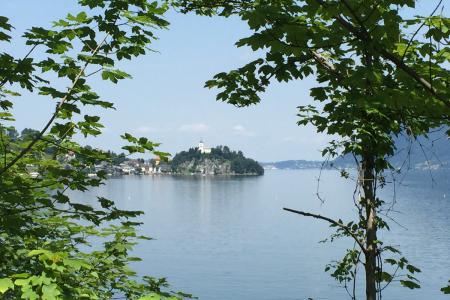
left=198, top=140, right=212, bottom=154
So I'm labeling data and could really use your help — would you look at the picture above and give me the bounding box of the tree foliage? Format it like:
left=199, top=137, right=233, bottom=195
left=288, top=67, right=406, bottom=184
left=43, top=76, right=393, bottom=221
left=175, top=0, right=450, bottom=298
left=0, top=1, right=187, bottom=299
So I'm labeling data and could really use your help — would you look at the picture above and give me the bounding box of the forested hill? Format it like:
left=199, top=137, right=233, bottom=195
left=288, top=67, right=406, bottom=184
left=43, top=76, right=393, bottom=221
left=171, top=146, right=264, bottom=175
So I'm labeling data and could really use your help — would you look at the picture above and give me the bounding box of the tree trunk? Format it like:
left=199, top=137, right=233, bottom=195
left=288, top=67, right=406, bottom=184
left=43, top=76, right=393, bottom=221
left=361, top=153, right=377, bottom=300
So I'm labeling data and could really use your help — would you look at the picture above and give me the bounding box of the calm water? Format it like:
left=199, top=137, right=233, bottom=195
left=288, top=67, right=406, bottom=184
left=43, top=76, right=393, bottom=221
left=78, top=170, right=450, bottom=299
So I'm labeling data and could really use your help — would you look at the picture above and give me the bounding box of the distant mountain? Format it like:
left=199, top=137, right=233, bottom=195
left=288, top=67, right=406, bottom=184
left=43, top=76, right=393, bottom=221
left=260, top=160, right=324, bottom=170
left=386, top=130, right=450, bottom=170
left=262, top=130, right=450, bottom=171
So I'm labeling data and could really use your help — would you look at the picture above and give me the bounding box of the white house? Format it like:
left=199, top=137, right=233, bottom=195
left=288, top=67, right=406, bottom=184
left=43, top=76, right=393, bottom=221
left=198, top=140, right=212, bottom=154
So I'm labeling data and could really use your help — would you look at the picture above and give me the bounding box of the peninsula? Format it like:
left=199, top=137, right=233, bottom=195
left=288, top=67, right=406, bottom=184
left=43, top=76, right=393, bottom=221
left=171, top=141, right=264, bottom=176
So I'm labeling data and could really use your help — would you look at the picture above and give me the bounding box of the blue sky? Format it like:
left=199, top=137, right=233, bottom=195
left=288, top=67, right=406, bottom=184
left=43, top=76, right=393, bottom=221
left=3, top=1, right=443, bottom=161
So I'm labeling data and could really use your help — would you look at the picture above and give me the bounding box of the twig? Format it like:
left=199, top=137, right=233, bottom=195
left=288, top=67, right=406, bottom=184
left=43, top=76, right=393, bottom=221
left=283, top=207, right=367, bottom=254
left=401, top=0, right=443, bottom=61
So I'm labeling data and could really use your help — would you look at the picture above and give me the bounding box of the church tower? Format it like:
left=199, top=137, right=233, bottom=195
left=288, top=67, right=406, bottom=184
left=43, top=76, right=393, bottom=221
left=197, top=140, right=211, bottom=154
left=198, top=140, right=205, bottom=153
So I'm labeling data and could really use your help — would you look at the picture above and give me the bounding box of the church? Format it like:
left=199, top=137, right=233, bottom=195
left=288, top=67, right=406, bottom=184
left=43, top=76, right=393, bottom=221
left=197, top=140, right=212, bottom=154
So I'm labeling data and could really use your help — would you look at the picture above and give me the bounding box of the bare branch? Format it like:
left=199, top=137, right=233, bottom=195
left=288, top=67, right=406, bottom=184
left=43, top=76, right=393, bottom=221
left=283, top=207, right=367, bottom=254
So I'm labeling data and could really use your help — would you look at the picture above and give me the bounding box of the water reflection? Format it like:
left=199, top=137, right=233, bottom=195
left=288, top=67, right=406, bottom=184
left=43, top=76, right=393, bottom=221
left=76, top=170, right=450, bottom=300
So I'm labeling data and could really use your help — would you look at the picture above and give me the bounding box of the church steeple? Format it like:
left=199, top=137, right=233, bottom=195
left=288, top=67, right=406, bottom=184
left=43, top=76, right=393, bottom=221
left=197, top=140, right=211, bottom=154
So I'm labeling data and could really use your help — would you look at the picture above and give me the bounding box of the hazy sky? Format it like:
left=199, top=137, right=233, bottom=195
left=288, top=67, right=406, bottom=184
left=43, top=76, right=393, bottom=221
left=3, top=1, right=442, bottom=161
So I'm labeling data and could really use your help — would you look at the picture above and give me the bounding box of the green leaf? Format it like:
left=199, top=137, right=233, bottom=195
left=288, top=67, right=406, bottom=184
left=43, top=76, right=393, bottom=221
left=0, top=278, right=14, bottom=294
left=41, top=283, right=61, bottom=300
left=400, top=280, right=421, bottom=289
left=28, top=249, right=50, bottom=257
left=406, top=264, right=421, bottom=274
left=441, top=281, right=450, bottom=294
left=138, top=293, right=161, bottom=300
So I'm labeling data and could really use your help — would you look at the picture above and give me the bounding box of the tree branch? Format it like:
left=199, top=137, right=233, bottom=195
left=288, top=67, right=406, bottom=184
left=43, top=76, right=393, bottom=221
left=310, top=50, right=343, bottom=81
left=283, top=207, right=367, bottom=254
left=0, top=34, right=110, bottom=177
left=314, top=0, right=449, bottom=106
left=402, top=0, right=443, bottom=61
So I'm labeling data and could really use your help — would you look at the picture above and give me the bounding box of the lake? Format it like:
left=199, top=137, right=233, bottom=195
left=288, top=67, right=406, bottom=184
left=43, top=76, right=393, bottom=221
left=77, top=169, right=450, bottom=299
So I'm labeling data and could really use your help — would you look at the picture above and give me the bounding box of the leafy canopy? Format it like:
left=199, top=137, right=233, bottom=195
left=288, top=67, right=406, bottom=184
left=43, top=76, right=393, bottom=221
left=175, top=0, right=450, bottom=296
left=0, top=1, right=188, bottom=299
